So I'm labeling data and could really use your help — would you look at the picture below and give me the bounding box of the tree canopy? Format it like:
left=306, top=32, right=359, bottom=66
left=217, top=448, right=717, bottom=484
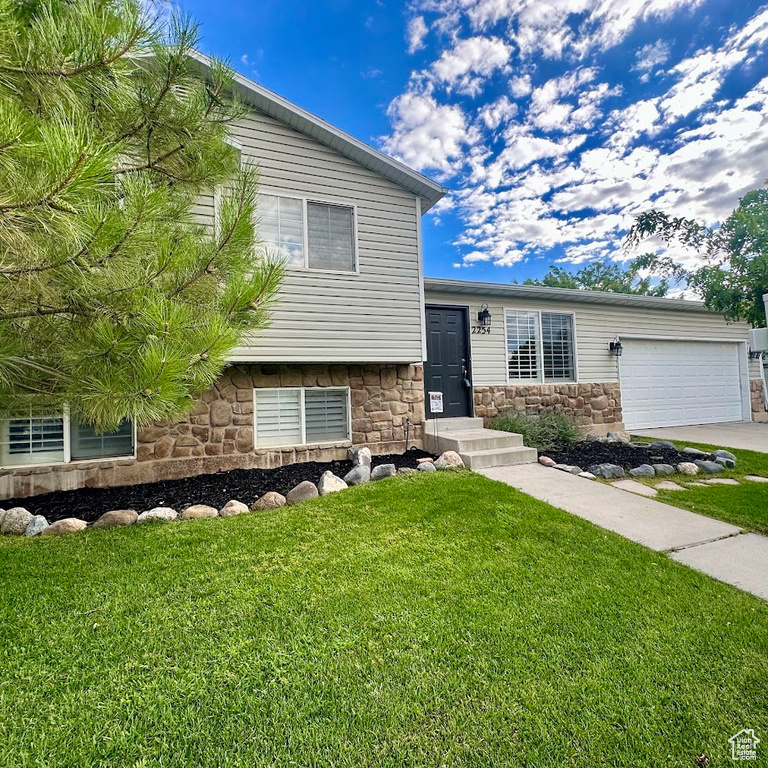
left=520, top=258, right=670, bottom=297
left=626, top=188, right=768, bottom=327
left=0, top=0, right=282, bottom=431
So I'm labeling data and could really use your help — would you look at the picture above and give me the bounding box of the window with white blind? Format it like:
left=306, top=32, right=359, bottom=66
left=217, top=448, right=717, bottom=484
left=256, top=193, right=357, bottom=272
left=1, top=414, right=134, bottom=467
left=506, top=310, right=576, bottom=383
left=254, top=388, right=350, bottom=448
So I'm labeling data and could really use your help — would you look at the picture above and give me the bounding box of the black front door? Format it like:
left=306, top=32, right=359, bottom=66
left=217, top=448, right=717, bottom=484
left=424, top=305, right=472, bottom=419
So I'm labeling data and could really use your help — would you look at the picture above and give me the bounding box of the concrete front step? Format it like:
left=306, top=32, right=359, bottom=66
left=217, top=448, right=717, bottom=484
left=460, top=445, right=539, bottom=470
left=424, top=428, right=523, bottom=455
left=424, top=417, right=485, bottom=433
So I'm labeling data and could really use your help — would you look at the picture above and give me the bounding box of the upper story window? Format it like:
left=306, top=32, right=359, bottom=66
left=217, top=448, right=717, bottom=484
left=506, top=309, right=576, bottom=383
left=258, top=193, right=357, bottom=272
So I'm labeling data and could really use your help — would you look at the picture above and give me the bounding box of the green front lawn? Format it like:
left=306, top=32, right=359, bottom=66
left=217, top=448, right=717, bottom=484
left=1, top=472, right=767, bottom=767
left=633, top=440, right=768, bottom=534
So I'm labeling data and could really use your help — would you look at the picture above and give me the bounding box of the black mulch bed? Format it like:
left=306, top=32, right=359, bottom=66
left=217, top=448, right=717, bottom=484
left=4, top=449, right=435, bottom=524
left=542, top=440, right=713, bottom=471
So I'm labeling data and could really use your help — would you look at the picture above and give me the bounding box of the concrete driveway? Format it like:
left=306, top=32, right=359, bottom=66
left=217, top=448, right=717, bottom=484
left=633, top=421, right=768, bottom=453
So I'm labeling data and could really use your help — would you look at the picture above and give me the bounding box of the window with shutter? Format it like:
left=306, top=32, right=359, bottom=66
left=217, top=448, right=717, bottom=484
left=254, top=389, right=303, bottom=447
left=506, top=310, right=577, bottom=383
left=306, top=202, right=355, bottom=271
left=257, top=194, right=305, bottom=265
left=2, top=415, right=65, bottom=466
left=304, top=389, right=349, bottom=443
left=70, top=420, right=134, bottom=461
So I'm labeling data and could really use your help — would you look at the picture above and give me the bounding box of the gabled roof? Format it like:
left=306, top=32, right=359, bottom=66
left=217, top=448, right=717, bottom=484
left=188, top=50, right=447, bottom=212
left=424, top=277, right=714, bottom=313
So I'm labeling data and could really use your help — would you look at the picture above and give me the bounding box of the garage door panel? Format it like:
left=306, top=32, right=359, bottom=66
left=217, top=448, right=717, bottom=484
left=621, top=340, right=744, bottom=429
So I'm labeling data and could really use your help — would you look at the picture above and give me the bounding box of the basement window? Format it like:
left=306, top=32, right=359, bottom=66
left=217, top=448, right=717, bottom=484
left=0, top=413, right=135, bottom=467
left=506, top=310, right=576, bottom=383
left=254, top=387, right=351, bottom=448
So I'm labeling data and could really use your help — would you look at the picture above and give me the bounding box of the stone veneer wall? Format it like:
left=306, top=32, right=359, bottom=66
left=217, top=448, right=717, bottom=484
left=473, top=382, right=624, bottom=432
left=0, top=364, right=424, bottom=499
left=751, top=379, right=768, bottom=421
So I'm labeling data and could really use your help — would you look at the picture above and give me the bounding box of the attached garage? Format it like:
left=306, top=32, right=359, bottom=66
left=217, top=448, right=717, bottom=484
left=620, top=339, right=750, bottom=430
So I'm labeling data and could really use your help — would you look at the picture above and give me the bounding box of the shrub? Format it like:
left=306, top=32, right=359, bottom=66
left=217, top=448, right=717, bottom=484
left=489, top=410, right=583, bottom=451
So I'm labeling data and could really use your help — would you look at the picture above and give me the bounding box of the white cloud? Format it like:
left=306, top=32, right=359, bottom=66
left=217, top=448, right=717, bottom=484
left=407, top=15, right=429, bottom=54
left=386, top=3, right=768, bottom=270
left=431, top=36, right=513, bottom=95
left=380, top=90, right=477, bottom=177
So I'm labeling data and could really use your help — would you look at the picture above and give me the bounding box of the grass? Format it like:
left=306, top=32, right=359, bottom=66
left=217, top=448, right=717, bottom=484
left=1, top=471, right=767, bottom=767
left=490, top=409, right=582, bottom=451
left=630, top=438, right=768, bottom=534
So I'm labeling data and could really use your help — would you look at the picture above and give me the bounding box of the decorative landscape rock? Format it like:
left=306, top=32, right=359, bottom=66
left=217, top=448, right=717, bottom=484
left=417, top=462, right=436, bottom=473
left=219, top=500, right=250, bottom=518
left=649, top=441, right=677, bottom=451
left=715, top=457, right=736, bottom=469
left=0, top=509, right=6, bottom=528
left=1, top=507, right=33, bottom=536
left=554, top=464, right=582, bottom=474
left=180, top=504, right=219, bottom=520
left=652, top=464, right=675, bottom=476
left=371, top=463, right=396, bottom=481
left=25, top=515, right=49, bottom=537
left=252, top=492, right=286, bottom=510
left=629, top=464, right=655, bottom=478
left=318, top=471, right=348, bottom=495
left=606, top=431, right=630, bottom=443
left=416, top=457, right=434, bottom=465
left=587, top=463, right=625, bottom=479
left=137, top=507, right=178, bottom=524
left=682, top=447, right=709, bottom=457
left=694, top=460, right=724, bottom=474
left=578, top=471, right=597, bottom=480
left=677, top=462, right=700, bottom=475
left=713, top=449, right=737, bottom=463
left=397, top=467, right=416, bottom=475
left=286, top=481, right=319, bottom=506
left=539, top=456, right=556, bottom=467
left=42, top=518, right=87, bottom=536
left=92, top=509, right=138, bottom=529
left=347, top=446, right=372, bottom=467
left=344, top=464, right=371, bottom=486
left=434, top=451, right=464, bottom=470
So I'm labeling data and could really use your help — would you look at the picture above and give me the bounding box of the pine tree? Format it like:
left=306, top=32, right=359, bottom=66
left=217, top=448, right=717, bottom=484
left=0, top=0, right=282, bottom=431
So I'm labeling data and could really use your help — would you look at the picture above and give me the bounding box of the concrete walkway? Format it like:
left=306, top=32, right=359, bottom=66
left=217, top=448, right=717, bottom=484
left=480, top=463, right=768, bottom=600
left=634, top=421, right=768, bottom=453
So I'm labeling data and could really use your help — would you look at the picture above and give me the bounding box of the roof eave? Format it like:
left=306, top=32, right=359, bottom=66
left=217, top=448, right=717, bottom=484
left=187, top=50, right=447, bottom=212
left=424, top=277, right=712, bottom=313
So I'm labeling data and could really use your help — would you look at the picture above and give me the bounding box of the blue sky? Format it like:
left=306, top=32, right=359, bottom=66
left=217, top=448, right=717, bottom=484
left=178, top=0, right=768, bottom=283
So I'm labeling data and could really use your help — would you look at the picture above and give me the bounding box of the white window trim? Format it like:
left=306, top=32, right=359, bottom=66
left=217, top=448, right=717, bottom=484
left=505, top=308, right=579, bottom=385
left=253, top=386, right=352, bottom=449
left=0, top=413, right=137, bottom=469
left=255, top=187, right=360, bottom=275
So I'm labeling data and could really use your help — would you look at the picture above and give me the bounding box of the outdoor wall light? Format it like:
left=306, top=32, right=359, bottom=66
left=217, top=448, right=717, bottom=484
left=609, top=336, right=623, bottom=357
left=477, top=303, right=492, bottom=327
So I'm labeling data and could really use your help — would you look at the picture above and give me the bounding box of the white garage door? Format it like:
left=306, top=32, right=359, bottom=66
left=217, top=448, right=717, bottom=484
left=620, top=339, right=745, bottom=429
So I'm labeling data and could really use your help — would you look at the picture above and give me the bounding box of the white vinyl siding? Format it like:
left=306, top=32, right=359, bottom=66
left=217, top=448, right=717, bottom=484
left=193, top=107, right=423, bottom=364
left=1, top=414, right=134, bottom=467
left=254, top=387, right=350, bottom=448
left=427, top=290, right=757, bottom=386
left=506, top=310, right=576, bottom=383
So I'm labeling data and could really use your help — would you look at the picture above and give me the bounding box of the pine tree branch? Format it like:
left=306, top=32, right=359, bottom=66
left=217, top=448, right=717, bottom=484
left=115, top=143, right=185, bottom=174
left=0, top=30, right=143, bottom=79
left=0, top=152, right=88, bottom=213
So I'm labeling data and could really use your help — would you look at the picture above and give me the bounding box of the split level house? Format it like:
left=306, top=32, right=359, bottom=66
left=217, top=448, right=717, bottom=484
left=1, top=52, right=765, bottom=499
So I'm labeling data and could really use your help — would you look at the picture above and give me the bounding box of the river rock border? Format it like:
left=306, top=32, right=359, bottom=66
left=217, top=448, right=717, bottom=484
left=0, top=447, right=464, bottom=540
